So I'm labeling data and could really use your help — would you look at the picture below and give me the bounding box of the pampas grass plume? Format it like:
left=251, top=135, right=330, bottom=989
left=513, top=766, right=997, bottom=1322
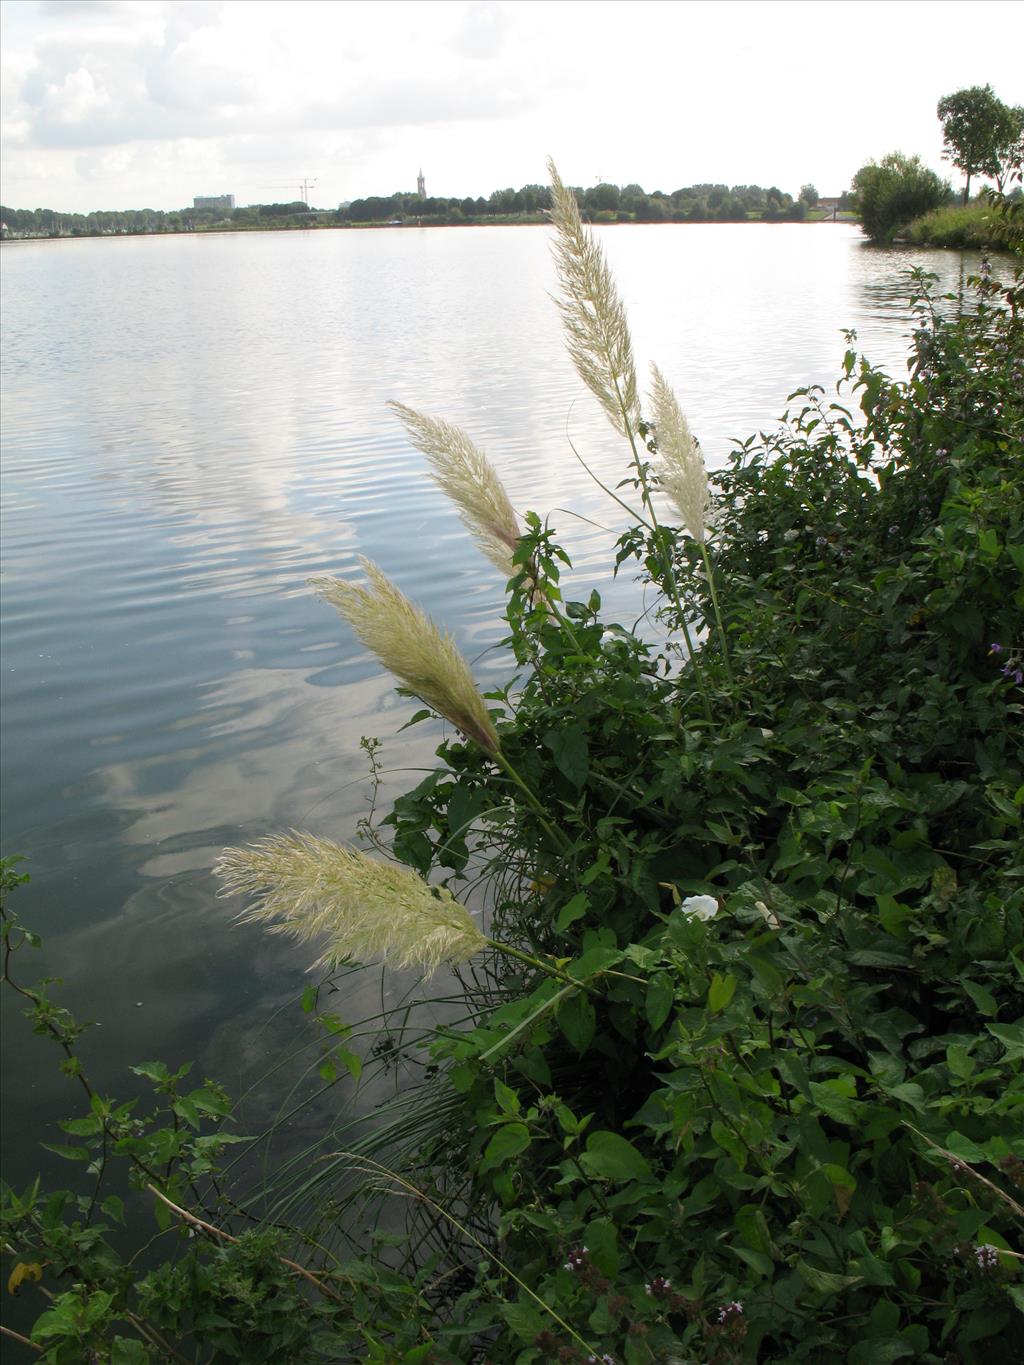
left=310, top=559, right=500, bottom=754
left=649, top=363, right=709, bottom=543
left=389, top=402, right=521, bottom=577
left=215, top=832, right=487, bottom=975
left=547, top=157, right=641, bottom=438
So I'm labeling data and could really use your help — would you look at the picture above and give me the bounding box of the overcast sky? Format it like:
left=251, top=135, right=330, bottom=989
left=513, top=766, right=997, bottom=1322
left=1, top=0, right=1021, bottom=213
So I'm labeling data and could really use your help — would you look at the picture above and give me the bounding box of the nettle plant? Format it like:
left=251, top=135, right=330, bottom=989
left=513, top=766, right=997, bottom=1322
left=4, top=168, right=1024, bottom=1363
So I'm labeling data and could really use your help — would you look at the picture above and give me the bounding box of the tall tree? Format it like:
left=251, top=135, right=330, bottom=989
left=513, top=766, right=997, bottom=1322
left=937, top=84, right=1018, bottom=204
left=993, top=105, right=1024, bottom=194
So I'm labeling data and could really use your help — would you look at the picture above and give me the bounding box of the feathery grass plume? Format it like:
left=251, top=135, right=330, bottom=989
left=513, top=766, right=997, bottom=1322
left=310, top=559, right=500, bottom=754
left=649, top=362, right=709, bottom=543
left=547, top=157, right=641, bottom=438
left=215, top=832, right=487, bottom=975
left=388, top=402, right=521, bottom=576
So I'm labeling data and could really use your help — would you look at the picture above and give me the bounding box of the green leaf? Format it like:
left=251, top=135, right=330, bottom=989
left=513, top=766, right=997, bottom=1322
left=848, top=1340, right=914, bottom=1364
left=809, top=1079, right=862, bottom=1125
left=398, top=708, right=433, bottom=731
left=584, top=1217, right=620, bottom=1276
left=987, top=1021, right=1024, bottom=1057
left=480, top=1122, right=530, bottom=1172
left=62, top=1116, right=103, bottom=1137
left=130, top=1062, right=170, bottom=1084
left=499, top=1299, right=548, bottom=1343
left=555, top=892, right=589, bottom=932
left=796, top=1261, right=863, bottom=1295
left=645, top=972, right=674, bottom=1030
left=39, top=1143, right=91, bottom=1162
left=943, top=1131, right=987, bottom=1163
left=961, top=979, right=998, bottom=1016
left=581, top=1130, right=654, bottom=1183
left=493, top=1078, right=521, bottom=1115
left=731, top=1245, right=773, bottom=1276
left=543, top=725, right=589, bottom=788
left=946, top=1043, right=974, bottom=1078
left=708, top=973, right=737, bottom=1014
left=734, top=1204, right=778, bottom=1258
left=111, top=1339, right=152, bottom=1364
left=557, top=992, right=595, bottom=1053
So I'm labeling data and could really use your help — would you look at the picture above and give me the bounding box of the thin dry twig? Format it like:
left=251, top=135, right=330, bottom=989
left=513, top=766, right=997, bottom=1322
left=144, top=1184, right=346, bottom=1304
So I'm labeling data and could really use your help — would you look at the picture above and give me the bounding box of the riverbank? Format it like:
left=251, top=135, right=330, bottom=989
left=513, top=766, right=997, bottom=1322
left=3, top=207, right=1022, bottom=1361
left=2, top=213, right=864, bottom=243
left=906, top=197, right=1020, bottom=249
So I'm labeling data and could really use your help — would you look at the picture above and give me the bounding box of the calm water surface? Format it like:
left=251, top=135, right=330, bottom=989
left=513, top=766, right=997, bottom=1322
left=0, top=224, right=995, bottom=1179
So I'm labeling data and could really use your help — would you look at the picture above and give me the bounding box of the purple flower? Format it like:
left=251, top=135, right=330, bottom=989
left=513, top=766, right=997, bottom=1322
left=975, top=1244, right=999, bottom=1270
left=989, top=642, right=1003, bottom=654
left=717, top=1300, right=744, bottom=1321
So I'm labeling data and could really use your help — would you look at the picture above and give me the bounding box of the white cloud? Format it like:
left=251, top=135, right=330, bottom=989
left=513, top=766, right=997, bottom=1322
left=1, top=0, right=1021, bottom=212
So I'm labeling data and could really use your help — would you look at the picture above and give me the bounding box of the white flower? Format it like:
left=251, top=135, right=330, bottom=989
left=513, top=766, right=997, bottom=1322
left=754, top=900, right=782, bottom=930
left=649, top=363, right=709, bottom=543
left=214, top=832, right=488, bottom=976
left=680, top=894, right=718, bottom=921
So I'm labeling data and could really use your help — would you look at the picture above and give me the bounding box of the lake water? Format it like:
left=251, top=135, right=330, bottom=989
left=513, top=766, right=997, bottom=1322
left=0, top=223, right=996, bottom=1183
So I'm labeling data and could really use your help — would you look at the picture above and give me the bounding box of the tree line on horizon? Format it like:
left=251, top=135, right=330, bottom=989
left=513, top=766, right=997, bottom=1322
left=1, top=179, right=837, bottom=238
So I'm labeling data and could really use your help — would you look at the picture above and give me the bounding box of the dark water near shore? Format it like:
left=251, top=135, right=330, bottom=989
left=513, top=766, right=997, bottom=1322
left=0, top=223, right=999, bottom=1185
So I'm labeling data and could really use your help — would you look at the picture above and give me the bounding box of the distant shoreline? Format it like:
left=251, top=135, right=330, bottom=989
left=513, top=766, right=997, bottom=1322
left=1, top=214, right=862, bottom=244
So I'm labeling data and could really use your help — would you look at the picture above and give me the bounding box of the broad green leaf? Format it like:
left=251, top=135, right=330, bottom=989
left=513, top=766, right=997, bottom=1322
left=848, top=1340, right=914, bottom=1364
left=555, top=891, right=589, bottom=932
left=493, top=1078, right=521, bottom=1115
left=111, top=1339, right=152, bottom=1364
left=557, top=992, right=595, bottom=1053
left=499, top=1299, right=548, bottom=1343
left=731, top=1245, right=773, bottom=1276
left=337, top=1047, right=363, bottom=1081
left=809, top=1080, right=862, bottom=1125
left=581, top=1130, right=653, bottom=1183
left=734, top=1204, right=778, bottom=1257
left=987, top=1021, right=1024, bottom=1057
left=797, top=1261, right=863, bottom=1295
left=480, top=1122, right=531, bottom=1172
left=946, top=1043, right=974, bottom=1078
left=708, top=973, right=737, bottom=1014
left=543, top=725, right=589, bottom=789
left=645, top=972, right=674, bottom=1030
left=961, top=979, right=998, bottom=1016
left=585, top=1217, right=620, bottom=1276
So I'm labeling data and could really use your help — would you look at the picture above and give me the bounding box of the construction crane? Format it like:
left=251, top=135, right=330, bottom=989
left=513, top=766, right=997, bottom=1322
left=260, top=178, right=318, bottom=207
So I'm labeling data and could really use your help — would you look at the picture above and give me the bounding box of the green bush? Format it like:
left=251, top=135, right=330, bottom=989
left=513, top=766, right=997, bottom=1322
left=3, top=228, right=1022, bottom=1360
left=908, top=197, right=1023, bottom=251
left=852, top=154, right=951, bottom=243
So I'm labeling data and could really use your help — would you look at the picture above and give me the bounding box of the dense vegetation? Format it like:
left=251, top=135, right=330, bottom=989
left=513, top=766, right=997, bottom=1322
left=851, top=154, right=950, bottom=244
left=340, top=181, right=822, bottom=226
left=2, top=172, right=1022, bottom=1364
left=1, top=180, right=830, bottom=239
left=854, top=82, right=1023, bottom=245
left=907, top=199, right=1020, bottom=250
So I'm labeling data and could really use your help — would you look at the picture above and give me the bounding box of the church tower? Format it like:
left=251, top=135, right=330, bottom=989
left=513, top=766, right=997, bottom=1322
left=417, top=168, right=426, bottom=200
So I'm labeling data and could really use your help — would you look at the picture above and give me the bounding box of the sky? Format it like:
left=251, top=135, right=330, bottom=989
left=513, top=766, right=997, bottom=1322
left=1, top=0, right=1022, bottom=214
